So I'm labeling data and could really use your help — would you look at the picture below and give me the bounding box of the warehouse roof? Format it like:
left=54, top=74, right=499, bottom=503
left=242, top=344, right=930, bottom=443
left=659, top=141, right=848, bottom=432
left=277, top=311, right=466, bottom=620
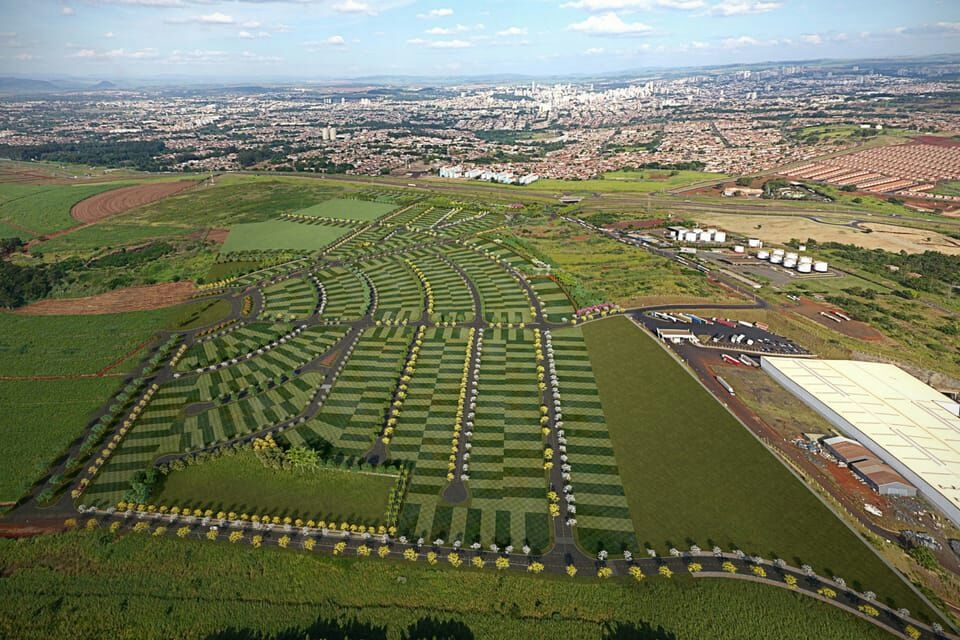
left=762, top=358, right=960, bottom=522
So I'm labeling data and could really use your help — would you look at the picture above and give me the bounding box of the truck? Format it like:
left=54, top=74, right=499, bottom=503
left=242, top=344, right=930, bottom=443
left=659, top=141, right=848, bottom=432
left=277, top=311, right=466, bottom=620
left=755, top=322, right=770, bottom=331
left=716, top=375, right=736, bottom=396
left=737, top=320, right=754, bottom=328
left=715, top=318, right=736, bottom=328
left=721, top=354, right=741, bottom=366
left=739, top=354, right=759, bottom=367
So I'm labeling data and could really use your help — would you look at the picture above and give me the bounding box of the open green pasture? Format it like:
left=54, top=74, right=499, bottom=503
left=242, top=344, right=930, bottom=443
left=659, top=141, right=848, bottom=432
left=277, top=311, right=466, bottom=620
left=525, top=170, right=728, bottom=194
left=0, top=377, right=119, bottom=502
left=153, top=450, right=397, bottom=524
left=0, top=182, right=136, bottom=236
left=294, top=198, right=396, bottom=222
left=32, top=223, right=192, bottom=255
left=285, top=326, right=411, bottom=457
left=0, top=532, right=893, bottom=640
left=0, top=305, right=198, bottom=377
left=123, top=177, right=343, bottom=228
left=222, top=220, right=350, bottom=253
left=580, top=316, right=930, bottom=616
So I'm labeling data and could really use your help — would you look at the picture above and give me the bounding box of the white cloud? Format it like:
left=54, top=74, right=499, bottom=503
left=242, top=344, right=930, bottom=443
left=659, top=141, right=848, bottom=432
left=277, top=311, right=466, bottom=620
left=241, top=50, right=283, bottom=63
left=720, top=35, right=780, bottom=47
left=584, top=47, right=605, bottom=55
left=239, top=30, right=271, bottom=39
left=327, top=35, right=346, bottom=46
left=568, top=13, right=653, bottom=35
left=496, top=26, right=528, bottom=37
left=62, top=6, right=76, bottom=15
left=562, top=0, right=702, bottom=9
left=241, top=20, right=262, bottom=29
left=706, top=1, right=781, bottom=16
left=332, top=0, right=376, bottom=15
left=166, top=49, right=229, bottom=64
left=800, top=34, right=822, bottom=45
left=894, top=22, right=960, bottom=36
left=425, top=24, right=467, bottom=34
left=426, top=39, right=471, bottom=48
left=418, top=8, right=454, bottom=18
left=104, top=31, right=115, bottom=38
left=15, top=53, right=34, bottom=61
left=199, top=12, right=234, bottom=24
left=68, top=47, right=160, bottom=60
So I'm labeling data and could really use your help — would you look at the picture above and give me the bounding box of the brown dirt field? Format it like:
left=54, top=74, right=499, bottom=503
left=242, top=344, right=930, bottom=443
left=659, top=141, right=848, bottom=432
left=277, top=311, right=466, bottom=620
left=71, top=180, right=195, bottom=224
left=791, top=297, right=884, bottom=340
left=694, top=212, right=960, bottom=255
left=13, top=281, right=197, bottom=315
left=205, top=228, right=230, bottom=244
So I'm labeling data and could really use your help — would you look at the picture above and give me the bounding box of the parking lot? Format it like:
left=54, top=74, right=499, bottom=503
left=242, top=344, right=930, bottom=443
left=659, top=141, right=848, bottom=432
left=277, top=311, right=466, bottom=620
left=632, top=311, right=811, bottom=357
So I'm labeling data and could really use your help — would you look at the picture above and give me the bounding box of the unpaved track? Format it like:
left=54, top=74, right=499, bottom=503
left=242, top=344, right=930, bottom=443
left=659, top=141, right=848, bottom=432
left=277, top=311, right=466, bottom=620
left=13, top=281, right=197, bottom=315
left=70, top=180, right=195, bottom=224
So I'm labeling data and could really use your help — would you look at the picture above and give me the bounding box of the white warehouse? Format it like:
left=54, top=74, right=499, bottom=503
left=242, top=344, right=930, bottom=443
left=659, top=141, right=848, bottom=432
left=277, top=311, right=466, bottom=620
left=762, top=357, right=960, bottom=527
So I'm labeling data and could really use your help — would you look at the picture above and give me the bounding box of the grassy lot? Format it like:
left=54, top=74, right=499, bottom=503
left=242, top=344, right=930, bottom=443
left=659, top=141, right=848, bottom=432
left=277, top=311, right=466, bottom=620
left=580, top=316, right=930, bottom=617
left=294, top=198, right=397, bottom=222
left=123, top=177, right=343, bottom=228
left=0, top=182, right=134, bottom=236
left=222, top=220, right=351, bottom=253
left=153, top=451, right=397, bottom=523
left=33, top=223, right=192, bottom=255
left=0, top=305, right=203, bottom=377
left=0, top=377, right=118, bottom=502
left=511, top=220, right=723, bottom=307
left=0, top=531, right=895, bottom=640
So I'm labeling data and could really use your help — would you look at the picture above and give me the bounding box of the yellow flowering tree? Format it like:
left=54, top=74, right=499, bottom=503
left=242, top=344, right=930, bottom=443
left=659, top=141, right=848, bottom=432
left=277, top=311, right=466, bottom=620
left=252, top=535, right=263, bottom=548
left=471, top=556, right=485, bottom=569
left=721, top=561, right=737, bottom=574
left=528, top=561, right=544, bottom=574
left=229, top=531, right=243, bottom=544
left=378, top=545, right=390, bottom=558
left=333, top=541, right=347, bottom=556
left=495, top=557, right=509, bottom=571
left=447, top=552, right=463, bottom=568
left=303, top=538, right=316, bottom=551
left=597, top=567, right=613, bottom=579
left=403, top=548, right=417, bottom=561
left=628, top=566, right=644, bottom=581
left=784, top=574, right=798, bottom=589
left=817, top=587, right=837, bottom=599
left=687, top=562, right=702, bottom=573
left=750, top=565, right=766, bottom=578
left=566, top=565, right=578, bottom=577
left=177, top=526, right=190, bottom=538
left=278, top=535, right=290, bottom=549
left=658, top=565, right=673, bottom=579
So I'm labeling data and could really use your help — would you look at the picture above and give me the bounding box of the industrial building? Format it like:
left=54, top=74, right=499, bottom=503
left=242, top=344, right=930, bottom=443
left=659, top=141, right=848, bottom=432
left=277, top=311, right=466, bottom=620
left=762, top=358, right=960, bottom=525
left=655, top=328, right=698, bottom=344
left=821, top=436, right=917, bottom=496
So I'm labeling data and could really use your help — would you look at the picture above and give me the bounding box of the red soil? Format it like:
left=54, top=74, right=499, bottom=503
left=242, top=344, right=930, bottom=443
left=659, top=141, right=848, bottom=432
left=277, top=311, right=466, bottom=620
left=70, top=180, right=195, bottom=224
left=13, top=281, right=197, bottom=315
left=791, top=297, right=884, bottom=341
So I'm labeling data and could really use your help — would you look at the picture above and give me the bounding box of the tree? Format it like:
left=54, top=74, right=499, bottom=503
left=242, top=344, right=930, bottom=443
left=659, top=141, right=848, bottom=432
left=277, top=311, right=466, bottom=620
left=252, top=535, right=263, bottom=548
left=597, top=567, right=613, bottom=579
left=378, top=545, right=390, bottom=558
left=495, top=557, right=509, bottom=571
left=736, top=177, right=753, bottom=187
left=403, top=548, right=417, bottom=561
left=658, top=565, right=673, bottom=579
left=722, top=561, right=737, bottom=574
left=857, top=604, right=879, bottom=617
left=206, top=529, right=218, bottom=541
left=303, top=538, right=316, bottom=551
left=528, top=561, right=544, bottom=574
left=628, top=566, right=644, bottom=581
left=905, top=626, right=921, bottom=640
left=229, top=531, right=243, bottom=544
left=177, top=526, right=190, bottom=538
left=687, top=562, right=702, bottom=573
left=357, top=544, right=371, bottom=557
left=566, top=564, right=578, bottom=577
left=471, top=556, right=485, bottom=569
left=278, top=535, right=290, bottom=548
left=784, top=574, right=798, bottom=589
left=817, top=587, right=837, bottom=599
left=750, top=565, right=766, bottom=578
left=333, top=541, right=347, bottom=555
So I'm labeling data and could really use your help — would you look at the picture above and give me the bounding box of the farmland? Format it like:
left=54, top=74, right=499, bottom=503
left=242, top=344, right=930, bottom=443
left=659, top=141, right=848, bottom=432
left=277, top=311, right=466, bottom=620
left=221, top=219, right=351, bottom=253
left=0, top=532, right=892, bottom=640
left=0, top=181, right=134, bottom=236
left=293, top=197, right=398, bottom=221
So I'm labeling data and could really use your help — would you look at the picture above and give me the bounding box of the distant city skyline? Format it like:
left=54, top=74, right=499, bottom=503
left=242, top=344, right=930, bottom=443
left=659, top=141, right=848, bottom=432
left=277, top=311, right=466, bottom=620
left=1, top=0, right=959, bottom=79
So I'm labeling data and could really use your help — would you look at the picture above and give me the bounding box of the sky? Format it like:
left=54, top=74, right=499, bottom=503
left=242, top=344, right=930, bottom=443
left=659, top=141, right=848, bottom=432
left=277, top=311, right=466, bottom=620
left=1, top=0, right=959, bottom=80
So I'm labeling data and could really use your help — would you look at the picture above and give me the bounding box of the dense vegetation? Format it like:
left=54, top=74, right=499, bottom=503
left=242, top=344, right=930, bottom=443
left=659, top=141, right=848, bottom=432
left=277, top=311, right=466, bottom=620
left=0, top=531, right=895, bottom=640
left=0, top=140, right=167, bottom=171
left=0, top=256, right=81, bottom=308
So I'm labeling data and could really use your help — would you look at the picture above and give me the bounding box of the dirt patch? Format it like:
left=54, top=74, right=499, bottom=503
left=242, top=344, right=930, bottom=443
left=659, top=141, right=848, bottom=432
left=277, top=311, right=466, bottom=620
left=71, top=180, right=195, bottom=225
left=791, top=296, right=884, bottom=341
left=14, top=281, right=197, bottom=315
left=205, top=228, right=230, bottom=244
left=693, top=212, right=960, bottom=255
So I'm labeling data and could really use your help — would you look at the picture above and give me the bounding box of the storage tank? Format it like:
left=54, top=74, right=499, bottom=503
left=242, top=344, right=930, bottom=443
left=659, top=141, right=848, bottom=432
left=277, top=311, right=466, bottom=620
left=748, top=238, right=763, bottom=248
left=772, top=248, right=785, bottom=256
left=783, top=259, right=797, bottom=269
left=797, top=262, right=812, bottom=273
left=785, top=252, right=799, bottom=262
left=770, top=253, right=783, bottom=264
left=713, top=231, right=727, bottom=243
left=733, top=245, right=745, bottom=254
left=757, top=250, right=770, bottom=260
left=813, top=261, right=829, bottom=273
left=799, top=255, right=813, bottom=264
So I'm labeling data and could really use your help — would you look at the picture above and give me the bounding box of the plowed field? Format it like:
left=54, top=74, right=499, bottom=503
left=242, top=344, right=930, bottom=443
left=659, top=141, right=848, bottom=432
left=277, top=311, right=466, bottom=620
left=70, top=180, right=195, bottom=224
left=14, top=282, right=197, bottom=315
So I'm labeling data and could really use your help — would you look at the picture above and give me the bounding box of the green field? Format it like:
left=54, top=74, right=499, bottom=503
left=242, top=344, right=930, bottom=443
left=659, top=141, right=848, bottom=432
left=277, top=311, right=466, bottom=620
left=932, top=180, right=960, bottom=197
left=0, top=306, right=199, bottom=377
left=294, top=198, right=397, bottom=221
left=153, top=451, right=397, bottom=523
left=529, top=170, right=728, bottom=194
left=0, top=377, right=119, bottom=502
left=33, top=222, right=191, bottom=255
left=0, top=182, right=134, bottom=236
left=222, top=220, right=351, bottom=253
left=580, top=316, right=930, bottom=616
left=0, top=532, right=894, bottom=640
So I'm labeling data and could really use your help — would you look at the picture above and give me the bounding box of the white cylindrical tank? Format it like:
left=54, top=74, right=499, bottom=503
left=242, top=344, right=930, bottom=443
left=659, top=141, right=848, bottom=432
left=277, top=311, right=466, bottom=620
left=786, top=252, right=799, bottom=261
left=733, top=245, right=745, bottom=254
left=799, top=255, right=813, bottom=264
left=748, top=238, right=762, bottom=248
left=684, top=232, right=697, bottom=242
left=783, top=259, right=797, bottom=269
left=713, top=231, right=727, bottom=243
left=770, top=254, right=783, bottom=264
left=773, top=248, right=785, bottom=256
left=797, top=262, right=812, bottom=273
left=757, top=250, right=770, bottom=260
left=814, top=261, right=828, bottom=272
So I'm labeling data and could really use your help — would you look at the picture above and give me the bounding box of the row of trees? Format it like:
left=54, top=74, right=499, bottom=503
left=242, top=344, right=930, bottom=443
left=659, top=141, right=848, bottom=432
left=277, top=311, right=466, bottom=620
left=0, top=140, right=167, bottom=170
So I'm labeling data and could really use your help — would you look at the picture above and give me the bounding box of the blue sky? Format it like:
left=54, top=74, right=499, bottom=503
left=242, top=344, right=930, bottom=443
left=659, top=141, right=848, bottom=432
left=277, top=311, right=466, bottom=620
left=1, top=0, right=959, bottom=79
